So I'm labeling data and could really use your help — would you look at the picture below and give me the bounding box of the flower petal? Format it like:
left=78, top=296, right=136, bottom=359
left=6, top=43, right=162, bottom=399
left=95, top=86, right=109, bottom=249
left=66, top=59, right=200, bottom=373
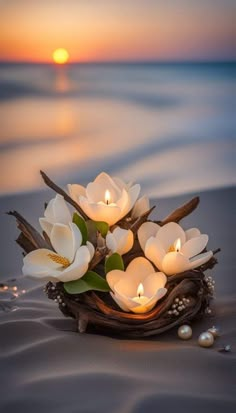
left=128, top=184, right=141, bottom=211
left=117, top=229, right=134, bottom=255
left=138, top=221, right=160, bottom=251
left=67, top=184, right=86, bottom=202
left=108, top=227, right=133, bottom=255
left=131, top=196, right=150, bottom=219
left=43, top=197, right=55, bottom=222
left=106, top=232, right=118, bottom=253
left=22, top=249, right=64, bottom=281
left=132, top=287, right=167, bottom=313
left=181, top=234, right=209, bottom=258
left=189, top=251, right=213, bottom=270
left=50, top=194, right=71, bottom=225
left=70, top=222, right=83, bottom=255
left=79, top=196, right=122, bottom=225
left=50, top=224, right=74, bottom=262
left=23, top=248, right=63, bottom=272
left=162, top=252, right=190, bottom=275
left=86, top=181, right=121, bottom=203
left=112, top=176, right=127, bottom=190
left=145, top=237, right=165, bottom=271
left=156, top=222, right=186, bottom=252
left=106, top=269, right=126, bottom=291
left=143, top=272, right=167, bottom=296
left=185, top=227, right=201, bottom=241
left=126, top=257, right=154, bottom=282
left=94, top=172, right=121, bottom=195
left=39, top=218, right=53, bottom=238
left=25, top=269, right=62, bottom=282
left=115, top=188, right=130, bottom=217
left=110, top=291, right=130, bottom=312
left=57, top=246, right=91, bottom=282
left=86, top=241, right=95, bottom=260
left=113, top=285, right=143, bottom=311
left=114, top=278, right=137, bottom=297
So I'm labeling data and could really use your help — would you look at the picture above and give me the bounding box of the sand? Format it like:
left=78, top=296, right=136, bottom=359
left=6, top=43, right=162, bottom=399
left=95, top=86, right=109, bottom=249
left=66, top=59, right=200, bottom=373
left=0, top=187, right=235, bottom=413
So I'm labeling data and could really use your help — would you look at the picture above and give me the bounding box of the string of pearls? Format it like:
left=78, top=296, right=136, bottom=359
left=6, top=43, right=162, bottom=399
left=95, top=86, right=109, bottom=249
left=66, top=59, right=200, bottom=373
left=167, top=296, right=190, bottom=316
left=205, top=275, right=215, bottom=295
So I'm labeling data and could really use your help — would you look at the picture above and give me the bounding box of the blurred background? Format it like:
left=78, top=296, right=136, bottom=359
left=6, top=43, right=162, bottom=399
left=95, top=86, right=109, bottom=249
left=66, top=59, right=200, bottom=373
left=0, top=0, right=235, bottom=198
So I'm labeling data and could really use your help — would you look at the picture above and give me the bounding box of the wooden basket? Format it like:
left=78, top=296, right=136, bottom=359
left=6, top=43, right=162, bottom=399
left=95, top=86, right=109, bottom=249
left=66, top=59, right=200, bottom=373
left=45, top=265, right=215, bottom=338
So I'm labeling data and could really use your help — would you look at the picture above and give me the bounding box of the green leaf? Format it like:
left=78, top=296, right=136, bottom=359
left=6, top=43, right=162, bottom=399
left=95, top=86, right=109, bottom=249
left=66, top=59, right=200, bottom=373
left=73, top=213, right=88, bottom=245
left=86, top=220, right=98, bottom=245
left=94, top=221, right=109, bottom=237
left=105, top=253, right=124, bottom=274
left=86, top=220, right=109, bottom=242
left=64, top=271, right=110, bottom=294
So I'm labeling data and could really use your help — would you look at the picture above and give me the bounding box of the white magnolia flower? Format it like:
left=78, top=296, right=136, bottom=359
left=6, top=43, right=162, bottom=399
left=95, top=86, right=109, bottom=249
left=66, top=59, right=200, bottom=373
left=138, top=222, right=213, bottom=276
left=39, top=194, right=72, bottom=237
left=68, top=172, right=140, bottom=226
left=106, top=257, right=167, bottom=314
left=106, top=227, right=134, bottom=255
left=22, top=223, right=94, bottom=282
left=131, top=196, right=150, bottom=219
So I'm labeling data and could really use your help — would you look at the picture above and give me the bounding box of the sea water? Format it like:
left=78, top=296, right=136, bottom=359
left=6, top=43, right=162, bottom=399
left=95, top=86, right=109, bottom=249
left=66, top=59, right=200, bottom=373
left=0, top=62, right=235, bottom=197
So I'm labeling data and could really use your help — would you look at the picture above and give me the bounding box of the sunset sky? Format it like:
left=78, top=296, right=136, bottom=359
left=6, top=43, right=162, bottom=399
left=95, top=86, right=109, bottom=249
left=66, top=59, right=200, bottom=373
left=0, top=0, right=235, bottom=62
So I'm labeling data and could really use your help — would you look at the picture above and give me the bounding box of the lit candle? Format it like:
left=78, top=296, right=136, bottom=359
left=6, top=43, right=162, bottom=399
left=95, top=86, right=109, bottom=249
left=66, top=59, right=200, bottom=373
left=132, top=283, right=149, bottom=306
left=139, top=222, right=213, bottom=276
left=105, top=189, right=111, bottom=205
left=68, top=172, right=141, bottom=226
left=162, top=237, right=190, bottom=275
left=106, top=257, right=167, bottom=314
left=175, top=238, right=181, bottom=252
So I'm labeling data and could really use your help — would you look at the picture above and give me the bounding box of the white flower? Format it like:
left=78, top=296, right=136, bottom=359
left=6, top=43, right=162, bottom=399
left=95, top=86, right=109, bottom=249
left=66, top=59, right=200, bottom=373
left=106, top=227, right=134, bottom=255
left=68, top=172, right=140, bottom=226
left=131, top=196, right=150, bottom=219
left=106, top=257, right=167, bottom=314
left=22, top=223, right=94, bottom=282
left=39, top=194, right=72, bottom=237
left=138, top=222, right=213, bottom=276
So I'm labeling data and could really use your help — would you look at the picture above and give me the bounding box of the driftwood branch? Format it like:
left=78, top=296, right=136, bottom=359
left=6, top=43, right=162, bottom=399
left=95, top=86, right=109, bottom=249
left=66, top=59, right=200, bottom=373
left=158, top=196, right=200, bottom=226
left=40, top=170, right=88, bottom=220
left=114, top=206, right=156, bottom=232
left=130, top=206, right=156, bottom=233
left=7, top=211, right=50, bottom=253
left=88, top=247, right=108, bottom=271
left=77, top=315, right=88, bottom=333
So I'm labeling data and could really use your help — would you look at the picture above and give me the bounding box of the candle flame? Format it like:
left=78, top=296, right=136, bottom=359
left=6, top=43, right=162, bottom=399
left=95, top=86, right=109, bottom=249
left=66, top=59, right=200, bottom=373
left=175, top=238, right=181, bottom=253
left=105, top=189, right=111, bottom=205
left=137, top=283, right=144, bottom=298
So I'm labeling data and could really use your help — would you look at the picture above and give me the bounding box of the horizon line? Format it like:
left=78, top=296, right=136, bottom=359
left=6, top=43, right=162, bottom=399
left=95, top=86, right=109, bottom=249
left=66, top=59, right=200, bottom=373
left=0, top=58, right=235, bottom=65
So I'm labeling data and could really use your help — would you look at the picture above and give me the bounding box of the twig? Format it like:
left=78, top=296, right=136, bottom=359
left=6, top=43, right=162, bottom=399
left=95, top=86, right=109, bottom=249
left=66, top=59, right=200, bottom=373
left=130, top=206, right=156, bottom=233
left=7, top=211, right=50, bottom=253
left=89, top=247, right=108, bottom=271
left=158, top=196, right=200, bottom=225
left=40, top=170, right=88, bottom=220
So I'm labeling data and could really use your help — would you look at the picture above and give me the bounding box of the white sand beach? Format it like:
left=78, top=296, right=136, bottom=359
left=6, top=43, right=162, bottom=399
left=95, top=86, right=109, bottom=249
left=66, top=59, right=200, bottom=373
left=0, top=187, right=235, bottom=413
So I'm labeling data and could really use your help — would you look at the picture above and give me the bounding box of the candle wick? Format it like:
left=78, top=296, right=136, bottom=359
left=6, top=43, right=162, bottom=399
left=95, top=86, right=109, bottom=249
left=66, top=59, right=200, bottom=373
left=138, top=293, right=141, bottom=298
left=106, top=200, right=109, bottom=205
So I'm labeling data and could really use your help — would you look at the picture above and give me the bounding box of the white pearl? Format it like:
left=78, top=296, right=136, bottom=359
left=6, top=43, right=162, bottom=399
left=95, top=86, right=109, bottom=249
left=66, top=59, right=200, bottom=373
left=208, top=326, right=220, bottom=337
left=178, top=325, right=192, bottom=340
left=198, top=331, right=214, bottom=347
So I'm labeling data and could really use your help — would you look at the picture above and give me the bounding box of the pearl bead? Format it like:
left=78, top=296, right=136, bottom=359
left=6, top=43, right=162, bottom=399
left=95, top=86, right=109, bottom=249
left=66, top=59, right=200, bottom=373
left=178, top=325, right=192, bottom=340
left=208, top=326, right=220, bottom=337
left=198, top=331, right=214, bottom=347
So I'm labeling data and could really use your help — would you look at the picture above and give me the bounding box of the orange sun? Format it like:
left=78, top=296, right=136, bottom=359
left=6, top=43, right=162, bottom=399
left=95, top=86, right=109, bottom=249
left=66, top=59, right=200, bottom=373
left=52, top=48, right=69, bottom=64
